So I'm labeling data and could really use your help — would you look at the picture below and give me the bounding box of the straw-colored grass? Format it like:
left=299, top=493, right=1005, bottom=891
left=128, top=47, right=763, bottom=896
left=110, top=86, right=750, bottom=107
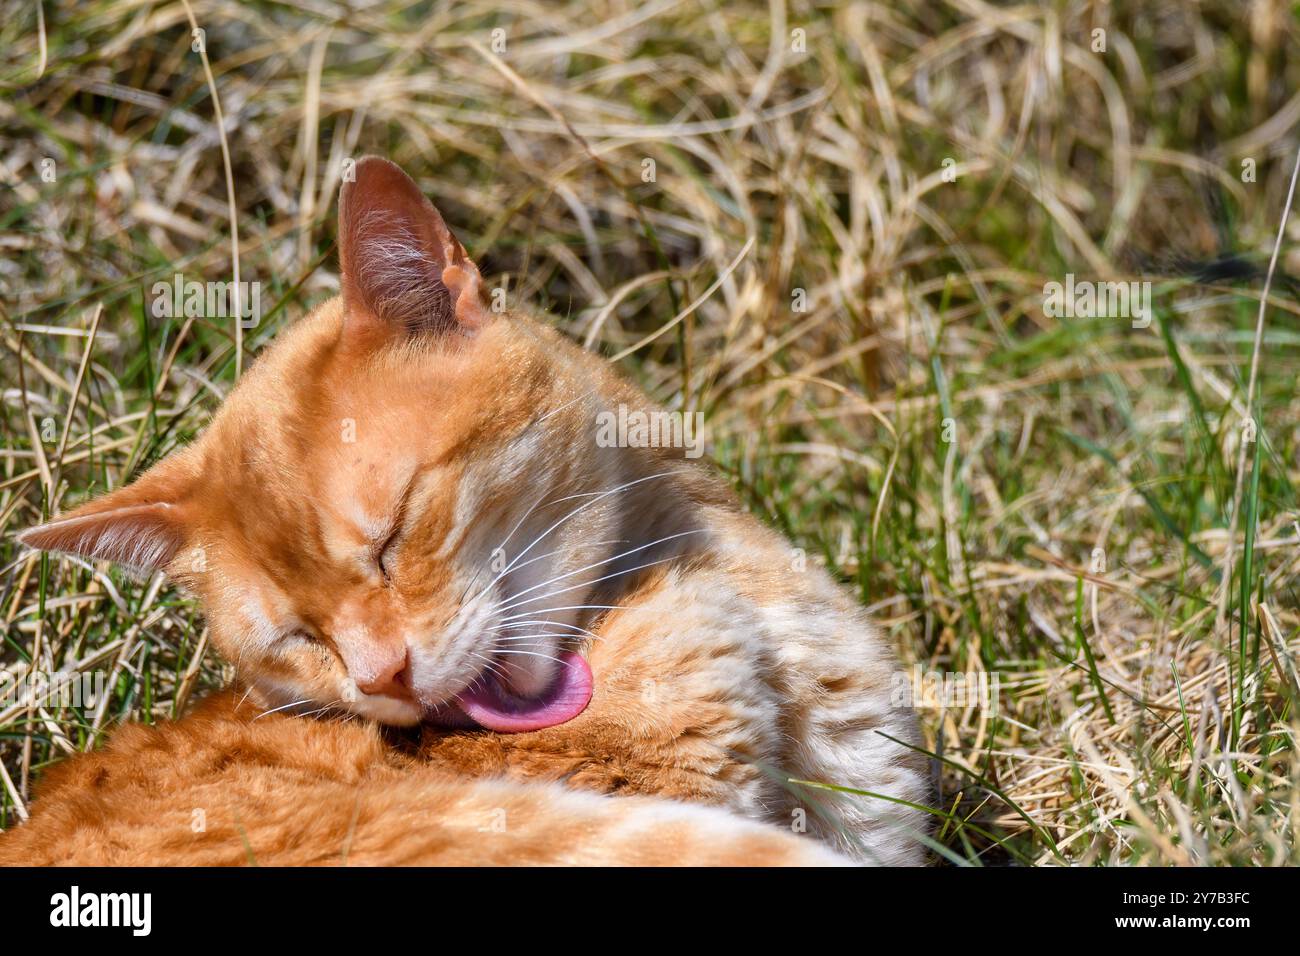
left=2, top=0, right=1299, bottom=865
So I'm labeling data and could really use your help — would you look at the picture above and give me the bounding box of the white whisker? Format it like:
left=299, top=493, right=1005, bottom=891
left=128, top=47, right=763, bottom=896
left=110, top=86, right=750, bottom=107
left=487, top=472, right=673, bottom=592
left=492, top=632, right=578, bottom=643
left=253, top=698, right=313, bottom=720
left=492, top=620, right=600, bottom=639
left=299, top=698, right=344, bottom=719
left=493, top=649, right=568, bottom=666
left=495, top=604, right=639, bottom=623
left=460, top=487, right=561, bottom=607
left=495, top=554, right=683, bottom=616
left=496, top=529, right=703, bottom=609
left=498, top=539, right=627, bottom=580
left=470, top=651, right=509, bottom=682
left=536, top=387, right=595, bottom=424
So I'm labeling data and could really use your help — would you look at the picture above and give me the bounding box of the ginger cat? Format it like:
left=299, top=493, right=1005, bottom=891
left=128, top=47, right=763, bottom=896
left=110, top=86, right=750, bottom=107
left=12, top=157, right=929, bottom=864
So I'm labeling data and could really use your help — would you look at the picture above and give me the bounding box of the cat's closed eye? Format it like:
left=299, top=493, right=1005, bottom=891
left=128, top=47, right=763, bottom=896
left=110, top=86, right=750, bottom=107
left=376, top=529, right=400, bottom=583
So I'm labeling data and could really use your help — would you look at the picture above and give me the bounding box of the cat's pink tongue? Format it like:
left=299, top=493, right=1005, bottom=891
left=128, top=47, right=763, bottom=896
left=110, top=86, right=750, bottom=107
left=454, top=651, right=593, bottom=733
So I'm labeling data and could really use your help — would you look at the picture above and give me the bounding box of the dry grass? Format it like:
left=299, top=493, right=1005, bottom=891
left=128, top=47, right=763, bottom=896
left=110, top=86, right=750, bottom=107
left=2, top=0, right=1299, bottom=865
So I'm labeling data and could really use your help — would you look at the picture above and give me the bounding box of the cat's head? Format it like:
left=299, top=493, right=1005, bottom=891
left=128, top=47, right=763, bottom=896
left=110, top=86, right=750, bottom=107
left=20, top=157, right=681, bottom=732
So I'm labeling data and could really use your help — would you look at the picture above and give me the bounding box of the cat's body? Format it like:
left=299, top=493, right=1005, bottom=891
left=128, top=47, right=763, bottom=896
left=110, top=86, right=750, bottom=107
left=0, top=690, right=846, bottom=866
left=412, top=423, right=931, bottom=861
left=10, top=158, right=928, bottom=865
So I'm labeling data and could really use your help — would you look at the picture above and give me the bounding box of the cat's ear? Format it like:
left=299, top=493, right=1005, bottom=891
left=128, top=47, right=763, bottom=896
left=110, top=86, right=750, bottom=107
left=338, top=156, right=490, bottom=342
left=17, top=466, right=192, bottom=577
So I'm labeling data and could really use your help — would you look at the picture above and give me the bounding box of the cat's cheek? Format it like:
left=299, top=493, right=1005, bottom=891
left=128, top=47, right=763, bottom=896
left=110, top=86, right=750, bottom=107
left=236, top=671, right=309, bottom=717
left=237, top=641, right=337, bottom=717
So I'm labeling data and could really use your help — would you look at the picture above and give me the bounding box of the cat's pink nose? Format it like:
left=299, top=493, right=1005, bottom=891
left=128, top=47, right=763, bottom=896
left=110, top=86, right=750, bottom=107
left=350, top=643, right=412, bottom=700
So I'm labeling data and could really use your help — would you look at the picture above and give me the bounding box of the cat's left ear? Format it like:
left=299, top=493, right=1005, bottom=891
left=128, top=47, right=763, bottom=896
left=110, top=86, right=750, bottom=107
left=16, top=463, right=194, bottom=578
left=338, top=156, right=490, bottom=342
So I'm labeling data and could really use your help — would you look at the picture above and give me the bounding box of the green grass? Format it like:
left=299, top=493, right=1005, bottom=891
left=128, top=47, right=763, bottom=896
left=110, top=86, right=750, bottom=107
left=2, top=0, right=1299, bottom=865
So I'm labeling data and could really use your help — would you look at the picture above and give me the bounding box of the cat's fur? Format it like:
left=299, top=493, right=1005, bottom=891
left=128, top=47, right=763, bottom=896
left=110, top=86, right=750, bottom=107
left=0, top=690, right=846, bottom=866
left=12, top=157, right=928, bottom=864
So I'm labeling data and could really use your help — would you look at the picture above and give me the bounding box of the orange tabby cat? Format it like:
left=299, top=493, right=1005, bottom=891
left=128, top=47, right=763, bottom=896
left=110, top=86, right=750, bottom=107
left=13, top=157, right=929, bottom=863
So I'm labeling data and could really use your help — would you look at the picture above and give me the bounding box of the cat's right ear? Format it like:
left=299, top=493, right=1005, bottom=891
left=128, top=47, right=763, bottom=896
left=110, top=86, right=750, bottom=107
left=17, top=466, right=193, bottom=578
left=338, top=156, right=490, bottom=345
